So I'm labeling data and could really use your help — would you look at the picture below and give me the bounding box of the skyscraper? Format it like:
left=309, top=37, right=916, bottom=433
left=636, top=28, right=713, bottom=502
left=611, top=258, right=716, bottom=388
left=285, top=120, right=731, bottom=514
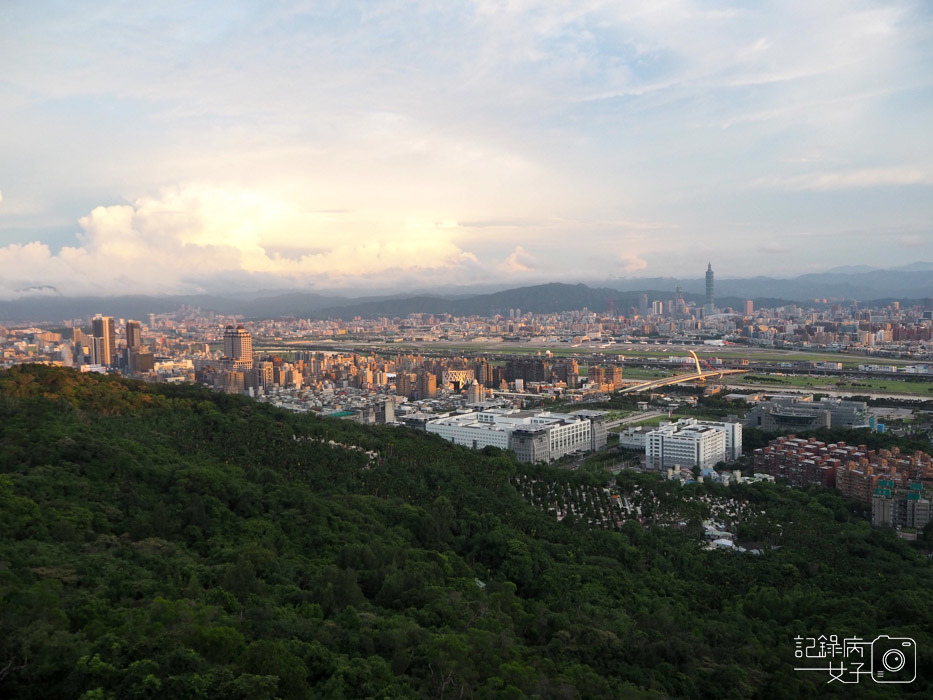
left=638, top=293, right=649, bottom=317
left=222, top=325, right=253, bottom=370
left=92, top=315, right=115, bottom=367
left=125, top=320, right=142, bottom=349
left=416, top=369, right=437, bottom=399
left=705, top=263, right=715, bottom=315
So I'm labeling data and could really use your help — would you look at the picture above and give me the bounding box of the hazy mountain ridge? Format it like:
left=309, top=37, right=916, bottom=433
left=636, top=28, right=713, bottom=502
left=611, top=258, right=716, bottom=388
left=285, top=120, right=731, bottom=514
left=2, top=265, right=932, bottom=322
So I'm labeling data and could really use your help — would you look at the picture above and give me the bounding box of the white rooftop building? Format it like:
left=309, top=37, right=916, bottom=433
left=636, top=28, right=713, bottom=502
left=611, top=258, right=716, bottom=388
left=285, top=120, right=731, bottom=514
left=646, top=418, right=742, bottom=470
left=425, top=408, right=605, bottom=463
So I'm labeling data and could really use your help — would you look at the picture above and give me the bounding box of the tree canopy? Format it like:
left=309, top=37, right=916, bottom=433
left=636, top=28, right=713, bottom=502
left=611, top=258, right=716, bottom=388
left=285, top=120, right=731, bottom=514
left=0, top=365, right=930, bottom=699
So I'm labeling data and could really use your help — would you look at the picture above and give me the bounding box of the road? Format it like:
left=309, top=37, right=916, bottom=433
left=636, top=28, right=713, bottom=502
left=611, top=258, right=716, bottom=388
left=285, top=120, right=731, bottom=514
left=605, top=410, right=667, bottom=430
left=720, top=382, right=933, bottom=401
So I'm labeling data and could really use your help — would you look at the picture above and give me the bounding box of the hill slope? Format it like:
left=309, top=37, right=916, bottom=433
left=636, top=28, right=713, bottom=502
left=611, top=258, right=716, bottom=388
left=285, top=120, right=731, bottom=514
left=0, top=366, right=931, bottom=699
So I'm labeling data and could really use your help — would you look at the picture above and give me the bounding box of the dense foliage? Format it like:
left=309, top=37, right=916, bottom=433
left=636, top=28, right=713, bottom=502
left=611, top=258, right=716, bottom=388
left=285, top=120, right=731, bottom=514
left=1, top=366, right=931, bottom=699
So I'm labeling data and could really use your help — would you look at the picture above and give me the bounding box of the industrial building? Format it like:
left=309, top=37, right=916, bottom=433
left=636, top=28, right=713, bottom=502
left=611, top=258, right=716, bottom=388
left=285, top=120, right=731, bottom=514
left=425, top=408, right=607, bottom=463
left=745, top=395, right=867, bottom=431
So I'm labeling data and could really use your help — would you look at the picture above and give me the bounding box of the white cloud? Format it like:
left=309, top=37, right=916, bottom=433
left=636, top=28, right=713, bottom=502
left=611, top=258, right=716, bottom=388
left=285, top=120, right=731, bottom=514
left=1, top=1, right=931, bottom=281
left=499, top=245, right=537, bottom=274
left=899, top=234, right=924, bottom=249
left=0, top=184, right=485, bottom=299
left=619, top=253, right=647, bottom=273
left=752, top=167, right=933, bottom=191
left=757, top=242, right=789, bottom=254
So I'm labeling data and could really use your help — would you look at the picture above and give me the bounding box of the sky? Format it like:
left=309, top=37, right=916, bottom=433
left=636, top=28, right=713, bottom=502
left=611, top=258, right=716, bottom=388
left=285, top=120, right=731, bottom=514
left=1, top=0, right=932, bottom=298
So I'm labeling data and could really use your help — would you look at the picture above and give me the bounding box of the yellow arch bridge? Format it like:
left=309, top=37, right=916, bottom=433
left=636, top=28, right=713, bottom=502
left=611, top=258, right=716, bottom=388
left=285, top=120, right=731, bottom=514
left=618, top=351, right=749, bottom=394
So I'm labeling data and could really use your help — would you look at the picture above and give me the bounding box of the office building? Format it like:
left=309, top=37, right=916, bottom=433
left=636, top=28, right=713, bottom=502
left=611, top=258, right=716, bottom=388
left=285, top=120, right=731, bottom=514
left=417, top=369, right=437, bottom=399
left=222, top=325, right=253, bottom=370
left=91, top=315, right=115, bottom=367
left=646, top=418, right=740, bottom=470
left=396, top=372, right=414, bottom=399
left=465, top=379, right=484, bottom=405
left=473, top=359, right=493, bottom=387
left=125, top=320, right=142, bottom=349
left=570, top=410, right=609, bottom=452
left=425, top=409, right=602, bottom=463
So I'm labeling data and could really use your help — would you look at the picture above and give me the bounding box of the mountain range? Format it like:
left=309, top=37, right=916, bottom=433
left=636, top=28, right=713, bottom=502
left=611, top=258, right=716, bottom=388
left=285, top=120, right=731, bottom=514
left=2, top=264, right=932, bottom=323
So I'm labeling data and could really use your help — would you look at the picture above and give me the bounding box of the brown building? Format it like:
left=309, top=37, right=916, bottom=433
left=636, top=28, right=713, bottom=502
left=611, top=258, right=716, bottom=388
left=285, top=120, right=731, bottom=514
left=755, top=435, right=933, bottom=503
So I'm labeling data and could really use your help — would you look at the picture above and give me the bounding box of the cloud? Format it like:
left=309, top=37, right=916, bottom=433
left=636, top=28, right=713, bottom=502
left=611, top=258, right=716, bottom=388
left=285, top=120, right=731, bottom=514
left=752, top=167, right=933, bottom=191
left=619, top=253, right=648, bottom=273
left=1, top=1, right=932, bottom=281
left=899, top=234, right=924, bottom=249
left=499, top=246, right=537, bottom=274
left=0, top=184, right=484, bottom=299
left=757, top=242, right=789, bottom=254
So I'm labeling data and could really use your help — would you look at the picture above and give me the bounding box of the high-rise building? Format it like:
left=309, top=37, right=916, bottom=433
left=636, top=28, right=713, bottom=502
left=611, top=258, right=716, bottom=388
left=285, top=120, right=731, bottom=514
left=91, top=315, right=115, bottom=367
left=222, top=325, right=253, bottom=370
left=587, top=365, right=605, bottom=388
left=604, top=365, right=623, bottom=390
left=126, top=320, right=142, bottom=349
left=705, top=263, right=715, bottom=315
left=416, top=369, right=437, bottom=399
left=396, top=372, right=414, bottom=399
left=646, top=419, right=739, bottom=470
left=744, top=300, right=754, bottom=316
left=466, top=379, right=484, bottom=405
left=473, top=359, right=493, bottom=388
left=638, top=293, right=649, bottom=317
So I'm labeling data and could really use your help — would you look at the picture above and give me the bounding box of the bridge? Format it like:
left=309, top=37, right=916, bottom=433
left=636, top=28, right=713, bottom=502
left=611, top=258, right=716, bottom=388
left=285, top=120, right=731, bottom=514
left=617, top=351, right=749, bottom=394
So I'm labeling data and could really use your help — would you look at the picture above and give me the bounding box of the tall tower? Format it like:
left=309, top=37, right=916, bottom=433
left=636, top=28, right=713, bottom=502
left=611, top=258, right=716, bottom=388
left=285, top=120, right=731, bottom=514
left=222, top=325, right=253, bottom=369
left=92, top=315, right=115, bottom=367
left=638, top=293, right=648, bottom=317
left=705, top=263, right=715, bottom=315
left=126, top=320, right=142, bottom=349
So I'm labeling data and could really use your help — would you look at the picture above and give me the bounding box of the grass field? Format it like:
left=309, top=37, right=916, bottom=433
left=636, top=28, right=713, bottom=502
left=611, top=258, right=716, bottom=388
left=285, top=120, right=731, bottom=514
left=267, top=338, right=909, bottom=369
left=722, top=373, right=933, bottom=396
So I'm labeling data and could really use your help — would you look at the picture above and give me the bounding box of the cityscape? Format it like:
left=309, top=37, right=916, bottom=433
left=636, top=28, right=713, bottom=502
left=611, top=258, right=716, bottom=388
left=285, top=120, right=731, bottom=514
left=3, top=1, right=933, bottom=698
left=4, top=260, right=933, bottom=540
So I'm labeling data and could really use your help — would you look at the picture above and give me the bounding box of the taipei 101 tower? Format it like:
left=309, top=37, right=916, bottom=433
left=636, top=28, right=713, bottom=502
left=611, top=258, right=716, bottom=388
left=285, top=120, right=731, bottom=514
left=705, top=263, right=715, bottom=315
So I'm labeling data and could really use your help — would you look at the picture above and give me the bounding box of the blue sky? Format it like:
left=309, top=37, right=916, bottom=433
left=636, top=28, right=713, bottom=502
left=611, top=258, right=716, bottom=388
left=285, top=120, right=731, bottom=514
left=0, top=0, right=931, bottom=297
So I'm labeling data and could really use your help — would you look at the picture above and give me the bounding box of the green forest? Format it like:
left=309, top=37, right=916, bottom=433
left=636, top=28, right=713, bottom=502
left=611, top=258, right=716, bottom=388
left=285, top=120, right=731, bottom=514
left=1, top=365, right=931, bottom=699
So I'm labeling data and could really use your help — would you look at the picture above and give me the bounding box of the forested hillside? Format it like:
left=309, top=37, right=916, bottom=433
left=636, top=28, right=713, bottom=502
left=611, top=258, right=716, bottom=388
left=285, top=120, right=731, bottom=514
left=1, top=366, right=930, bottom=699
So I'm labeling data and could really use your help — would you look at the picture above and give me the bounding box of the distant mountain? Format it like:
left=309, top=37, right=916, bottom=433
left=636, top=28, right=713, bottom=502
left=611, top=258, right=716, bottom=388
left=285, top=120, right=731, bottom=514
left=0, top=292, right=346, bottom=324
left=3, top=264, right=933, bottom=323
left=824, top=265, right=879, bottom=274
left=310, top=283, right=706, bottom=319
left=893, top=261, right=933, bottom=272
left=605, top=265, right=933, bottom=301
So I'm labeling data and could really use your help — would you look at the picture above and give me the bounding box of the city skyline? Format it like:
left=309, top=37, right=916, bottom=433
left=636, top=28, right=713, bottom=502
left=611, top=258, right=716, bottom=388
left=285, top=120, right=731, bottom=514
left=1, top=1, right=932, bottom=299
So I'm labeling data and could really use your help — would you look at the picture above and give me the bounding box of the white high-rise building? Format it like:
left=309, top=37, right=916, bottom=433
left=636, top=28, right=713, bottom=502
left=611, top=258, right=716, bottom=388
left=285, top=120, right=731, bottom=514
left=646, top=418, right=741, bottom=470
